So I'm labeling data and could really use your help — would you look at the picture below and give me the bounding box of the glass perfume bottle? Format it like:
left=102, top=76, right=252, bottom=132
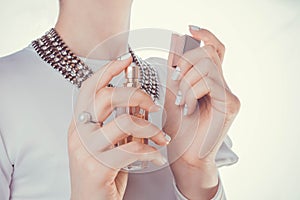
left=115, top=62, right=149, bottom=171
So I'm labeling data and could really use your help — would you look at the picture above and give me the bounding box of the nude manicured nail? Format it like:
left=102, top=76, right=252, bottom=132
left=163, top=133, right=171, bottom=144
left=183, top=104, right=188, bottom=116
left=161, top=157, right=168, bottom=165
left=171, top=66, right=181, bottom=81
left=175, top=90, right=183, bottom=105
left=150, top=104, right=162, bottom=112
left=189, top=25, right=201, bottom=31
left=117, top=52, right=131, bottom=60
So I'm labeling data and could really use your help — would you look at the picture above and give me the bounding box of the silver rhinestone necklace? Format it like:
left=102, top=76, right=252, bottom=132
left=32, top=28, right=160, bottom=101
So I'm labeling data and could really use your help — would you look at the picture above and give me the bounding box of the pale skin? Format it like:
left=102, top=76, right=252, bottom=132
left=61, top=0, right=240, bottom=199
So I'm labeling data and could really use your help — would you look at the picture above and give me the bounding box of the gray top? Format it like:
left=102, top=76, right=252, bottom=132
left=0, top=44, right=238, bottom=200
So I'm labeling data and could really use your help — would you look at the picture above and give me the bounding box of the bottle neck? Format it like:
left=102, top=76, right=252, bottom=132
left=124, top=63, right=140, bottom=88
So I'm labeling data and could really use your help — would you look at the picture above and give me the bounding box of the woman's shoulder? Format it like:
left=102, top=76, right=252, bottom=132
left=0, top=43, right=66, bottom=100
left=0, top=43, right=62, bottom=93
left=0, top=44, right=42, bottom=76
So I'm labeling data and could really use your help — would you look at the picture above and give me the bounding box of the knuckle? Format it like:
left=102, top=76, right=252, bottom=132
left=227, top=94, right=241, bottom=115
left=97, top=87, right=113, bottom=107
left=232, top=95, right=241, bottom=112
left=130, top=141, right=145, bottom=152
left=98, top=87, right=112, bottom=98
left=219, top=42, right=226, bottom=51
left=205, top=45, right=216, bottom=52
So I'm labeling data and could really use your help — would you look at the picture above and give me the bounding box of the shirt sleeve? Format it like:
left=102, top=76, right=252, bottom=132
left=172, top=176, right=226, bottom=200
left=0, top=129, right=13, bottom=200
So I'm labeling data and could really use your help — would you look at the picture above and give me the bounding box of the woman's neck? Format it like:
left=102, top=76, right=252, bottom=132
left=55, top=0, right=133, bottom=60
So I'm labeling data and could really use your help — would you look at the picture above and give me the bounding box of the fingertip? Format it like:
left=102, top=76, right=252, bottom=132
left=149, top=104, right=162, bottom=113
left=150, top=131, right=170, bottom=147
left=117, top=52, right=132, bottom=61
left=161, top=156, right=168, bottom=165
left=164, top=133, right=172, bottom=145
left=178, top=96, right=186, bottom=106
left=183, top=103, right=188, bottom=116
left=189, top=25, right=201, bottom=32
left=152, top=156, right=168, bottom=166
left=161, top=131, right=172, bottom=146
left=185, top=100, right=198, bottom=116
left=113, top=53, right=133, bottom=71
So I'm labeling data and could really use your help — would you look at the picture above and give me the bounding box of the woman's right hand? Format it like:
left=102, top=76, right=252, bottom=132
left=67, top=56, right=169, bottom=200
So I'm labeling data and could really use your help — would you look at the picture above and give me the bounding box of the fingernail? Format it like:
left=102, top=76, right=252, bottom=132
left=163, top=133, right=172, bottom=144
left=175, top=90, right=183, bottom=105
left=189, top=25, right=201, bottom=31
left=183, top=104, right=188, bottom=116
left=161, top=156, right=168, bottom=165
left=150, top=104, right=162, bottom=112
left=171, top=66, right=181, bottom=81
left=117, top=52, right=131, bottom=60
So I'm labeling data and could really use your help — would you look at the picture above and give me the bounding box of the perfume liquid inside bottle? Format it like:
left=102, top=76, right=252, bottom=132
left=115, top=63, right=149, bottom=171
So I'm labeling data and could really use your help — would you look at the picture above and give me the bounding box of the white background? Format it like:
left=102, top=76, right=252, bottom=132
left=1, top=0, right=300, bottom=199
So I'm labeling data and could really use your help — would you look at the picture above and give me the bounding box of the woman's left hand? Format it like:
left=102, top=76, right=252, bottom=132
left=164, top=26, right=240, bottom=199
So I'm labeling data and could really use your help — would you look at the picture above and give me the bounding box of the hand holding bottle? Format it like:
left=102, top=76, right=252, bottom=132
left=68, top=55, right=169, bottom=200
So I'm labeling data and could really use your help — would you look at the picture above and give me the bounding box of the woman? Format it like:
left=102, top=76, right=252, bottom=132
left=0, top=0, right=240, bottom=199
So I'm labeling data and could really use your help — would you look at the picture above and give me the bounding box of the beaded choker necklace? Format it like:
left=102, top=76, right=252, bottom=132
left=32, top=28, right=160, bottom=101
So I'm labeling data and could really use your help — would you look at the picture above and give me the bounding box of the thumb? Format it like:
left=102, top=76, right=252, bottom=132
left=79, top=53, right=132, bottom=97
